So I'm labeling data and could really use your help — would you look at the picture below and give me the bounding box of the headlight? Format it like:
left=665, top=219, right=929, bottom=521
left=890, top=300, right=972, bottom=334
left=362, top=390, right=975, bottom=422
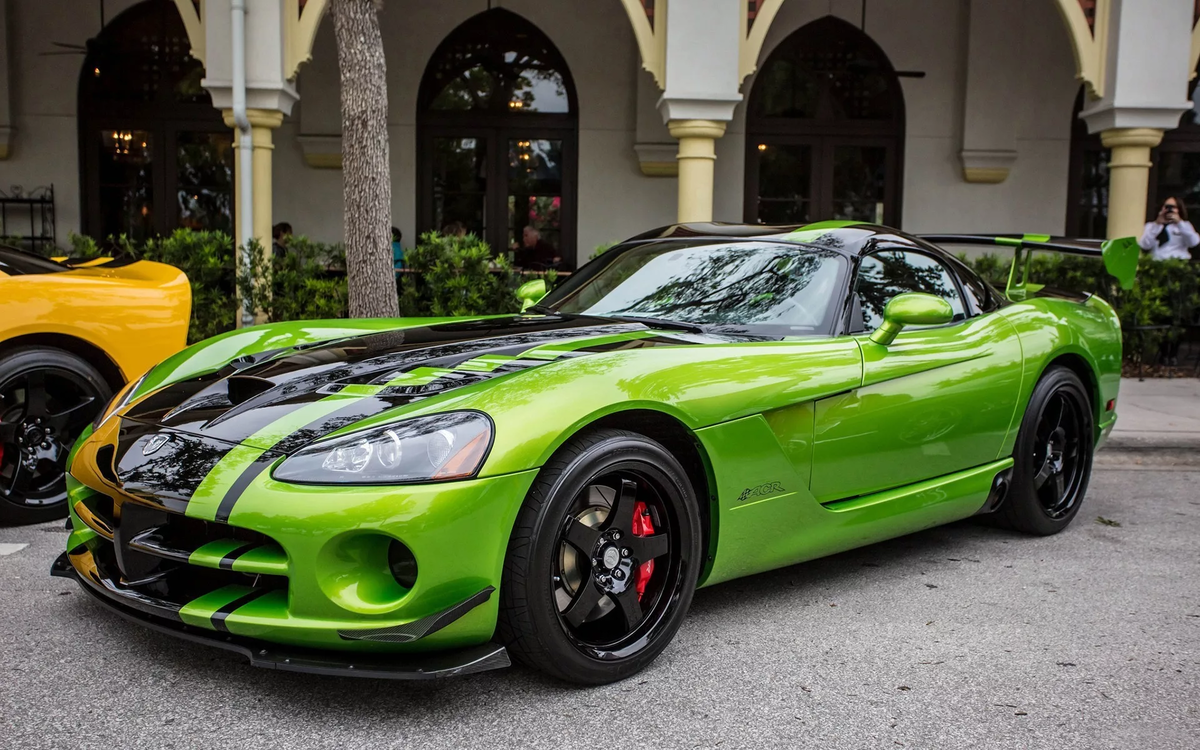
left=93, top=373, right=148, bottom=429
left=272, top=411, right=493, bottom=485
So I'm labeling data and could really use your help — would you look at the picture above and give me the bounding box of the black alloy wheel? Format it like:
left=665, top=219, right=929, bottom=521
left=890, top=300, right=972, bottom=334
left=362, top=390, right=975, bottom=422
left=998, top=365, right=1094, bottom=535
left=498, top=428, right=701, bottom=684
left=0, top=347, right=111, bottom=525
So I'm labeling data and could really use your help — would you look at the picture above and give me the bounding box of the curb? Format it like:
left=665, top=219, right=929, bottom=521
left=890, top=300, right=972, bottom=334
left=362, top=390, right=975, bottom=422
left=1102, top=432, right=1200, bottom=451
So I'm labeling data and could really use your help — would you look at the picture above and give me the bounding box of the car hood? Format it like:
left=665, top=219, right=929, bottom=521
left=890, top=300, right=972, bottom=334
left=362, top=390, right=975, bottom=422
left=117, top=314, right=708, bottom=456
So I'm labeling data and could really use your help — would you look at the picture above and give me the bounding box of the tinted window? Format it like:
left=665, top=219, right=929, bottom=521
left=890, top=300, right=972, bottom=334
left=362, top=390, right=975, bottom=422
left=951, top=260, right=1000, bottom=314
left=546, top=240, right=847, bottom=335
left=855, top=250, right=964, bottom=332
left=0, top=246, right=66, bottom=276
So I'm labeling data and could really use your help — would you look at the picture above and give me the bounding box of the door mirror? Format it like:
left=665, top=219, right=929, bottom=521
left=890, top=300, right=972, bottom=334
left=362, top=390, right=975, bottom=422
left=868, top=292, right=954, bottom=346
left=516, top=279, right=548, bottom=312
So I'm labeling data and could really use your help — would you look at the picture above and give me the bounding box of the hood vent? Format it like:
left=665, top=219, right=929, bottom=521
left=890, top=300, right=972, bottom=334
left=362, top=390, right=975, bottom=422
left=226, top=375, right=276, bottom=406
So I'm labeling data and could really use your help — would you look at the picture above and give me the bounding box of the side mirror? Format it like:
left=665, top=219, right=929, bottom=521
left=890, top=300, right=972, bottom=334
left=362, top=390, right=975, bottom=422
left=516, top=279, right=548, bottom=312
left=868, top=292, right=954, bottom=346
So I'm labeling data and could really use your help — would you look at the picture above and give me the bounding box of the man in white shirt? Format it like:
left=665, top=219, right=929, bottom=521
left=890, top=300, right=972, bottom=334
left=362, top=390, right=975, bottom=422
left=1138, top=197, right=1199, bottom=261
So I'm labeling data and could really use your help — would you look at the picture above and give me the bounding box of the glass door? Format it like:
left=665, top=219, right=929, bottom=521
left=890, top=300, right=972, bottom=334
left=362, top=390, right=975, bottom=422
left=429, top=134, right=491, bottom=239
left=746, top=137, right=897, bottom=226
left=506, top=136, right=564, bottom=268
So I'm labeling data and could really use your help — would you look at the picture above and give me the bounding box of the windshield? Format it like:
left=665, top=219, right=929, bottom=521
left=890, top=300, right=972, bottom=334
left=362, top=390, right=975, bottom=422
left=543, top=240, right=847, bottom=335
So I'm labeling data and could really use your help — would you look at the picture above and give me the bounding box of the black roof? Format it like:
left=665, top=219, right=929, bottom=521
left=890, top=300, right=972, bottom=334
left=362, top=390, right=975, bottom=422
left=622, top=221, right=935, bottom=259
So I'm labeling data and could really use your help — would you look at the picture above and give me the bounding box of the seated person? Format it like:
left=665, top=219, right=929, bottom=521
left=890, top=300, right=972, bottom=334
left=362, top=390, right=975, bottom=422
left=513, top=226, right=561, bottom=269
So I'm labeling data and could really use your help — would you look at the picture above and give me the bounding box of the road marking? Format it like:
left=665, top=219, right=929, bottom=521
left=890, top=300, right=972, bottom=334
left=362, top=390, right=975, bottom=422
left=0, top=543, right=29, bottom=556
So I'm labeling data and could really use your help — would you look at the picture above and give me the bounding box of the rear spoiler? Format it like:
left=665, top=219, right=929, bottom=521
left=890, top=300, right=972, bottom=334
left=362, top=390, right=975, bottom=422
left=918, top=234, right=1139, bottom=300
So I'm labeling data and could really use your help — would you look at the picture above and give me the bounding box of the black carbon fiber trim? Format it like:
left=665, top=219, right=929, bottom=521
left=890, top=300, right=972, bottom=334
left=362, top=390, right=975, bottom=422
left=54, top=557, right=510, bottom=680
left=337, top=586, right=495, bottom=643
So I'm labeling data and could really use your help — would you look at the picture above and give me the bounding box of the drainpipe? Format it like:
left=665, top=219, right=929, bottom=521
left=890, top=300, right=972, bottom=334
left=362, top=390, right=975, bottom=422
left=231, top=0, right=254, bottom=327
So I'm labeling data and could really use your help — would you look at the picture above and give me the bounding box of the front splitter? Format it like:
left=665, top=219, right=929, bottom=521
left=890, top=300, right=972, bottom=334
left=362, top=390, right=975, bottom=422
left=52, top=553, right=511, bottom=680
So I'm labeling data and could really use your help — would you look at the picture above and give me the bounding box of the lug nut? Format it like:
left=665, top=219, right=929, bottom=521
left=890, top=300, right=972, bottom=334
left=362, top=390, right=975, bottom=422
left=621, top=548, right=631, bottom=558
left=41, top=441, right=51, bottom=449
left=611, top=530, right=622, bottom=540
left=613, top=569, right=625, bottom=580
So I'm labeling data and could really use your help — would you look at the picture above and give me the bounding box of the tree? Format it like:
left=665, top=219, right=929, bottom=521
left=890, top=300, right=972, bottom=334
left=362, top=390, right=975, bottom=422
left=332, top=0, right=398, bottom=318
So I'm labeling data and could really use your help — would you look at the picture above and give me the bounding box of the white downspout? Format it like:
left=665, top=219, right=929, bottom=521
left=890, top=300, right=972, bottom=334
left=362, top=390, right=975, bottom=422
left=231, top=0, right=255, bottom=327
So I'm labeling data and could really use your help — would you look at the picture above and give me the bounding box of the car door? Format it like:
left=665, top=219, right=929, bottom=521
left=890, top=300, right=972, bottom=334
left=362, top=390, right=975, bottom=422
left=809, top=245, right=1023, bottom=503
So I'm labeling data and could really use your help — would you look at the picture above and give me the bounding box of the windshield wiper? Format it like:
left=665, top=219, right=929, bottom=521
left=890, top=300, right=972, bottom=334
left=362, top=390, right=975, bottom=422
left=524, top=303, right=562, bottom=316
left=605, top=315, right=708, bottom=334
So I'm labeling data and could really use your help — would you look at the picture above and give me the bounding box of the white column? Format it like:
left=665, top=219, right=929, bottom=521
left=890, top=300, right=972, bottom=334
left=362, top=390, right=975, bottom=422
left=656, top=0, right=743, bottom=223
left=1079, top=0, right=1193, bottom=238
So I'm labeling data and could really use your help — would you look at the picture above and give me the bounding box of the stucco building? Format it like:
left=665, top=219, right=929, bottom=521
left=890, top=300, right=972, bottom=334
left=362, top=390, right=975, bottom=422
left=0, top=0, right=1197, bottom=267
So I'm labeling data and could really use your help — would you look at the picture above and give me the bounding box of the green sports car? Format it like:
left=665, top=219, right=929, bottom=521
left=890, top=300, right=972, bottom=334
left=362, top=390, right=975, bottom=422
left=53, top=221, right=1136, bottom=684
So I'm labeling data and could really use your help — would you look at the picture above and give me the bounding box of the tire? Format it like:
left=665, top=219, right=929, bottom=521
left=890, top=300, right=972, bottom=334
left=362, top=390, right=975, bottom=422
left=997, top=365, right=1094, bottom=535
left=0, top=347, right=112, bottom=525
left=497, top=428, right=702, bottom=685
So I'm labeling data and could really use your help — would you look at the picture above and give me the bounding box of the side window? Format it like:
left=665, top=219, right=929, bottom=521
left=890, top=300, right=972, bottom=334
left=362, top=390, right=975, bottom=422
left=855, top=250, right=965, bottom=332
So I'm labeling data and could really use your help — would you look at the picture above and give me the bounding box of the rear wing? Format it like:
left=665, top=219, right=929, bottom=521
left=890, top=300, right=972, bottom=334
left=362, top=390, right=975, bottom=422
left=918, top=234, right=1139, bottom=300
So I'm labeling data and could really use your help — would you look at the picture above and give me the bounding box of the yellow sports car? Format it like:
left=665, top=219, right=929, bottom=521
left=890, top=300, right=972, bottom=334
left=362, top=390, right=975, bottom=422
left=0, top=245, right=190, bottom=524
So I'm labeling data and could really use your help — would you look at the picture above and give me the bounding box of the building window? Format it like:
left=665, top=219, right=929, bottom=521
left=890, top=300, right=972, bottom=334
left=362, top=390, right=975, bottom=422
left=78, top=0, right=231, bottom=241
left=744, top=16, right=905, bottom=227
left=1067, top=79, right=1200, bottom=238
left=417, top=9, right=578, bottom=269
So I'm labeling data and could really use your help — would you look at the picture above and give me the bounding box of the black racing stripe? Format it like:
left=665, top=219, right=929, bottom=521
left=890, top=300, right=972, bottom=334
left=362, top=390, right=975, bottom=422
left=213, top=454, right=278, bottom=523
left=210, top=588, right=271, bottom=632
left=217, top=541, right=258, bottom=570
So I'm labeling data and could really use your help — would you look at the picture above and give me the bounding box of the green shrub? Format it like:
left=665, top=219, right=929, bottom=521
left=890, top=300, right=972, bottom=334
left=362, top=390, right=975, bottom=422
left=136, top=230, right=239, bottom=344
left=238, top=237, right=349, bottom=323
left=963, top=252, right=1200, bottom=360
left=399, top=232, right=522, bottom=317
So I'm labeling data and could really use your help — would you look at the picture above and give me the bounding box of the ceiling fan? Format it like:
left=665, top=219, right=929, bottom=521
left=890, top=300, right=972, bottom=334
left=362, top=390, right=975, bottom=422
left=39, top=0, right=106, bottom=57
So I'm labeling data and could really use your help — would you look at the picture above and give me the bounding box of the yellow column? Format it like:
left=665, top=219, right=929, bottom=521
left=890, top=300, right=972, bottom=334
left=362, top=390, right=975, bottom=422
left=1100, top=127, right=1164, bottom=240
left=668, top=119, right=727, bottom=223
left=222, top=108, right=284, bottom=324
left=222, top=109, right=285, bottom=244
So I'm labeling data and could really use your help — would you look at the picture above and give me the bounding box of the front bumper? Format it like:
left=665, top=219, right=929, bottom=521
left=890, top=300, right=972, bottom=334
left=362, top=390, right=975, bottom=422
left=52, top=553, right=510, bottom=679
left=62, top=418, right=539, bottom=661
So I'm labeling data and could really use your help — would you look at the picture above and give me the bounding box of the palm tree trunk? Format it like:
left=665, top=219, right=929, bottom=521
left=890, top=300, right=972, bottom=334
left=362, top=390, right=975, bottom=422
left=332, top=0, right=398, bottom=318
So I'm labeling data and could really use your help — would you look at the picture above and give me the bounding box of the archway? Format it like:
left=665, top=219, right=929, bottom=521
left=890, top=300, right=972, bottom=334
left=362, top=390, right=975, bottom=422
left=77, top=0, right=231, bottom=242
left=743, top=16, right=905, bottom=226
left=416, top=8, right=578, bottom=267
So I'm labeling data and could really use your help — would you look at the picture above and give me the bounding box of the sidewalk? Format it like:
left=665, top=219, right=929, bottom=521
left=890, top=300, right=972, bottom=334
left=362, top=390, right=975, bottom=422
left=1106, top=377, right=1200, bottom=450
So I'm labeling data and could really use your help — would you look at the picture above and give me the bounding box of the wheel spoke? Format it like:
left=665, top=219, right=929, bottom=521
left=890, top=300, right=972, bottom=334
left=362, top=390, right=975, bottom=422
left=627, top=532, right=669, bottom=563
left=562, top=578, right=605, bottom=628
left=22, top=370, right=48, bottom=417
left=1052, top=472, right=1065, bottom=504
left=0, top=420, right=17, bottom=444
left=1, top=458, right=25, bottom=497
left=1033, top=458, right=1054, bottom=489
left=562, top=517, right=601, bottom=555
left=611, top=585, right=643, bottom=631
left=605, top=478, right=639, bottom=535
left=45, top=396, right=98, bottom=435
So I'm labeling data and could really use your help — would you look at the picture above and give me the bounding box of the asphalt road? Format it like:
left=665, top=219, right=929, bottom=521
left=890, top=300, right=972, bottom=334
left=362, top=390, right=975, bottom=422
left=3, top=465, right=1197, bottom=750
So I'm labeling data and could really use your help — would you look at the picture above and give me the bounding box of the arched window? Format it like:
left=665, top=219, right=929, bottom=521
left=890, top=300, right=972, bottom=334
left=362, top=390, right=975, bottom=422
left=417, top=9, right=578, bottom=268
left=1068, top=74, right=1200, bottom=239
left=744, top=16, right=905, bottom=226
left=78, top=0, right=231, bottom=241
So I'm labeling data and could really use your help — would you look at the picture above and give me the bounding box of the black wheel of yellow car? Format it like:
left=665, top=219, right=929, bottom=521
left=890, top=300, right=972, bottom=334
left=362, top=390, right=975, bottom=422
left=998, top=365, right=1094, bottom=536
left=0, top=347, right=111, bottom=525
left=497, top=428, right=701, bottom=684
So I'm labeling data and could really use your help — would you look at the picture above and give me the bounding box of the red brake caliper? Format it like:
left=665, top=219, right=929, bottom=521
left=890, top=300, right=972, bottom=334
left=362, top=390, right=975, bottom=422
left=631, top=501, right=655, bottom=600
